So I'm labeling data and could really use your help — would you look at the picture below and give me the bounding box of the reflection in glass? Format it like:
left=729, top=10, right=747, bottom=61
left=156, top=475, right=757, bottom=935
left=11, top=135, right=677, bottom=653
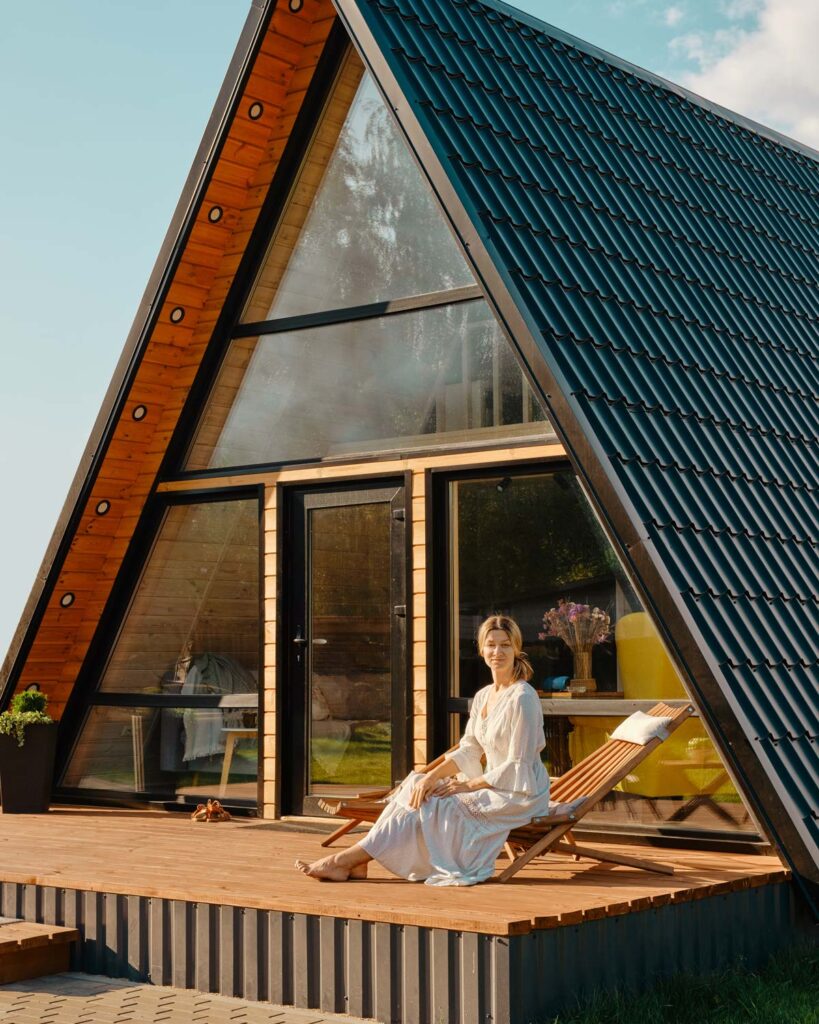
left=242, top=55, right=473, bottom=323
left=187, top=301, right=549, bottom=471
left=447, top=710, right=753, bottom=833
left=99, top=500, right=260, bottom=699
left=62, top=705, right=258, bottom=803
left=308, top=502, right=392, bottom=795
left=449, top=471, right=627, bottom=699
left=446, top=473, right=753, bottom=836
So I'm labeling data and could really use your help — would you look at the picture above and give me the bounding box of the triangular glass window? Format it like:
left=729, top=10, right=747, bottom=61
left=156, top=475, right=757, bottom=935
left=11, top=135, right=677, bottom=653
left=185, top=48, right=552, bottom=472
left=241, top=51, right=475, bottom=322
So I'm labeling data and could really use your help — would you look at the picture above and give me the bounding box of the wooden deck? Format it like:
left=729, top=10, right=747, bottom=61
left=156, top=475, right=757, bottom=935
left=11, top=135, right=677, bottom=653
left=0, top=807, right=787, bottom=936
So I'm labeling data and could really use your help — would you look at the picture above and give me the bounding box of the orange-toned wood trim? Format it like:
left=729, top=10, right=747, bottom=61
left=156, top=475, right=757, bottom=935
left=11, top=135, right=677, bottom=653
left=15, top=0, right=338, bottom=719
left=158, top=441, right=565, bottom=492
left=186, top=51, right=367, bottom=469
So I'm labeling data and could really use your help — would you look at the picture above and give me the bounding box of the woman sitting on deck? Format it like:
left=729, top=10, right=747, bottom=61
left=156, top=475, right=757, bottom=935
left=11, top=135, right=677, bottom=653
left=295, top=615, right=551, bottom=886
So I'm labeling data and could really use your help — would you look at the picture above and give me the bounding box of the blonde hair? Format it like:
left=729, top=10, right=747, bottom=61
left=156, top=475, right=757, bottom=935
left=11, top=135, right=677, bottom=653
left=476, top=614, right=533, bottom=683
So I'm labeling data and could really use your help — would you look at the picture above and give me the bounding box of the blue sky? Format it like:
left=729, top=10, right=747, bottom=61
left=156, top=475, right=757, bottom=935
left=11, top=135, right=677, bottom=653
left=0, top=0, right=815, bottom=659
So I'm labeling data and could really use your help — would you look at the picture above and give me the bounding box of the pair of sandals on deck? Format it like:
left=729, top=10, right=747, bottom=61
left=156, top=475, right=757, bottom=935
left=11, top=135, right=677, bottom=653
left=190, top=799, right=231, bottom=822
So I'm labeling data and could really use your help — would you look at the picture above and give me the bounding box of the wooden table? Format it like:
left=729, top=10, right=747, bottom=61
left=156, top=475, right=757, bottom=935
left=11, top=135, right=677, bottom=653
left=218, top=728, right=257, bottom=796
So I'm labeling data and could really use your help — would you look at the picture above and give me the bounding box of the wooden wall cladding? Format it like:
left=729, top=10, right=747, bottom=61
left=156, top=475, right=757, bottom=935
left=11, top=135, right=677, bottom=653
left=158, top=441, right=566, bottom=815
left=14, top=0, right=338, bottom=718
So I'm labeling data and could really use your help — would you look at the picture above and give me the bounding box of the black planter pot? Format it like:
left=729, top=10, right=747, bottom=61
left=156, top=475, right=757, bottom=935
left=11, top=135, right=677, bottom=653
left=0, top=723, right=57, bottom=813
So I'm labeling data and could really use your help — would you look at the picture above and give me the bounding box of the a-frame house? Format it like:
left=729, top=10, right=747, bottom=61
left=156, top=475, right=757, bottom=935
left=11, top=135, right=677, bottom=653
left=2, top=0, right=816, bottom=934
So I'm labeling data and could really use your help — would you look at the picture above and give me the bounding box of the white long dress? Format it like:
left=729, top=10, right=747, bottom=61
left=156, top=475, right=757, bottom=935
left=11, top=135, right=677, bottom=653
left=358, top=680, right=551, bottom=886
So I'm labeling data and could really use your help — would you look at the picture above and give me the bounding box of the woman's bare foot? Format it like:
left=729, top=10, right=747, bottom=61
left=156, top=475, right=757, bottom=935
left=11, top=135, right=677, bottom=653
left=295, top=855, right=370, bottom=881
left=295, top=856, right=351, bottom=881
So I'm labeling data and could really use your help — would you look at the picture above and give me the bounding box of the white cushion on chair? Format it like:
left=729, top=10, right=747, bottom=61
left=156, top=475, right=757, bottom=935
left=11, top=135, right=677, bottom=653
left=610, top=710, right=673, bottom=745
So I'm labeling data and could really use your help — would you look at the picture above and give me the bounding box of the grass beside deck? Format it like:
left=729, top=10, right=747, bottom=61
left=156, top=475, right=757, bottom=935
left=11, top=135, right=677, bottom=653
left=555, top=942, right=819, bottom=1024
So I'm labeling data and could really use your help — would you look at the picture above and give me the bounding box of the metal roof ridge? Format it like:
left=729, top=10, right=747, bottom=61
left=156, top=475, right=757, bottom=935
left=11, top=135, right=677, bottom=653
left=465, top=0, right=819, bottom=165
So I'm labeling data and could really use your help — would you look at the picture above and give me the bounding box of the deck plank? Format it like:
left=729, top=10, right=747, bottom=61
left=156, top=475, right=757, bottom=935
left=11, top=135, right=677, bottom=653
left=0, top=808, right=788, bottom=936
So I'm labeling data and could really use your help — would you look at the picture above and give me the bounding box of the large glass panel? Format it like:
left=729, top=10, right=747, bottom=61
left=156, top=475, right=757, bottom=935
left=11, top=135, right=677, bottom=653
left=98, top=500, right=260, bottom=698
left=62, top=498, right=260, bottom=803
left=308, top=502, right=392, bottom=796
left=62, top=705, right=258, bottom=803
left=186, top=300, right=549, bottom=470
left=447, top=470, right=755, bottom=837
left=449, top=472, right=622, bottom=699
left=242, top=52, right=473, bottom=323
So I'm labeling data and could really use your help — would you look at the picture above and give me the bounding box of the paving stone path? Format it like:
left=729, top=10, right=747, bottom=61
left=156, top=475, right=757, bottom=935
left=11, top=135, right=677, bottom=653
left=0, top=973, right=364, bottom=1024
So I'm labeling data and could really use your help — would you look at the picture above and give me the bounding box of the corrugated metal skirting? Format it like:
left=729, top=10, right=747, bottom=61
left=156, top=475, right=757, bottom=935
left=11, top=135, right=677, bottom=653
left=0, top=881, right=807, bottom=1024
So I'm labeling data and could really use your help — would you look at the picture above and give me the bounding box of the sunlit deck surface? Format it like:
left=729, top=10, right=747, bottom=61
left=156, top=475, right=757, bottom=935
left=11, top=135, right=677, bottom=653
left=0, top=807, right=788, bottom=935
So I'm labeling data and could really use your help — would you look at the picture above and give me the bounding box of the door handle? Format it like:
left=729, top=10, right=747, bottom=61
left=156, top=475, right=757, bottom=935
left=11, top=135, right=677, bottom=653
left=293, top=626, right=307, bottom=663
left=312, top=638, right=328, bottom=645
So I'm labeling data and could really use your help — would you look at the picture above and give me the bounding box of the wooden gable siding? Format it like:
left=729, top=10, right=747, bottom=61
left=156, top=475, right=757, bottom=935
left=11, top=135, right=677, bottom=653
left=14, top=1, right=337, bottom=718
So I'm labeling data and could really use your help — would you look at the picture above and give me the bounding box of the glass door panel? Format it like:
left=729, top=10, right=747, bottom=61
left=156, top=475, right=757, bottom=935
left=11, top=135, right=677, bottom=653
left=285, top=482, right=408, bottom=815
left=308, top=503, right=392, bottom=796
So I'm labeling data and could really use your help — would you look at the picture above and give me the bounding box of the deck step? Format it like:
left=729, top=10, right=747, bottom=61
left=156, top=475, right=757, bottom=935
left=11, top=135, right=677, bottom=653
left=0, top=919, right=79, bottom=984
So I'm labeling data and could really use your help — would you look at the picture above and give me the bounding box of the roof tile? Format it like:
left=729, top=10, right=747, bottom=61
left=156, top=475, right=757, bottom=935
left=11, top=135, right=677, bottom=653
left=356, top=0, right=819, bottom=876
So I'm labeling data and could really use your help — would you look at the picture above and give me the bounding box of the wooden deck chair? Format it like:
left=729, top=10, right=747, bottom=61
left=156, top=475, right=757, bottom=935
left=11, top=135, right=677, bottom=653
left=320, top=702, right=693, bottom=869
left=317, top=747, right=457, bottom=848
left=498, top=702, right=695, bottom=882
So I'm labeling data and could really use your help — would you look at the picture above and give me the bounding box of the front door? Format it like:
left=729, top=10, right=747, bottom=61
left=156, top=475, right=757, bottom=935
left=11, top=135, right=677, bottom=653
left=283, top=481, right=409, bottom=815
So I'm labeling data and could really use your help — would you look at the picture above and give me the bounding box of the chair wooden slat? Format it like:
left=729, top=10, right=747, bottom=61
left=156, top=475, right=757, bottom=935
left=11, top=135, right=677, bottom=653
left=500, top=702, right=695, bottom=882
left=552, top=743, right=632, bottom=801
left=319, top=703, right=696, bottom=884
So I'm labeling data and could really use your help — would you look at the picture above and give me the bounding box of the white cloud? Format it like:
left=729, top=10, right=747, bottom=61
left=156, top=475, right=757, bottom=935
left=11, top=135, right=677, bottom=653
left=679, top=0, right=819, bottom=150
left=669, top=29, right=741, bottom=67
left=719, top=0, right=764, bottom=19
left=664, top=5, right=684, bottom=26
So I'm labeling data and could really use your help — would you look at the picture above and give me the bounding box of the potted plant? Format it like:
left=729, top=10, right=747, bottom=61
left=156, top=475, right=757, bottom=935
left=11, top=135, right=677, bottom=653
left=0, top=689, right=57, bottom=812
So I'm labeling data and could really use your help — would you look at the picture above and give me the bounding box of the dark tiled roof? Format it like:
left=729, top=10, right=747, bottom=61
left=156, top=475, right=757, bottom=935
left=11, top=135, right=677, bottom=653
left=346, top=0, right=819, bottom=873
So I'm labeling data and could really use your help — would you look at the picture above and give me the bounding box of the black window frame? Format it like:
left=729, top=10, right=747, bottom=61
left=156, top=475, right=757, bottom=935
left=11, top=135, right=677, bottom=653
left=56, top=484, right=265, bottom=811
left=428, top=461, right=768, bottom=852
left=155, top=34, right=552, bottom=485
left=428, top=456, right=570, bottom=756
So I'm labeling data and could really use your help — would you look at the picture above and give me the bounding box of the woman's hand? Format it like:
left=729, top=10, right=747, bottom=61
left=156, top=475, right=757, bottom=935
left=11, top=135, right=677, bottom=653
left=408, top=774, right=441, bottom=810
left=433, top=778, right=486, bottom=798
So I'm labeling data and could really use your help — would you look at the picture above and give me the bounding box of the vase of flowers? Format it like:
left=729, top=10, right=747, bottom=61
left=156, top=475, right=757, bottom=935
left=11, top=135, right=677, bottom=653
left=539, top=600, right=611, bottom=693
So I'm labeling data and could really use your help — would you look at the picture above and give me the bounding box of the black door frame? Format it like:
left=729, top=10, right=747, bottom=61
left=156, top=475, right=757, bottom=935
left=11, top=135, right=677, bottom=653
left=281, top=477, right=410, bottom=815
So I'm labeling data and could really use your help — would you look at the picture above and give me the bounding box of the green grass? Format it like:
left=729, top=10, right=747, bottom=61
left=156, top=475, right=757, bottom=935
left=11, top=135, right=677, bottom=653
left=311, top=721, right=391, bottom=786
left=548, top=944, right=818, bottom=1024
